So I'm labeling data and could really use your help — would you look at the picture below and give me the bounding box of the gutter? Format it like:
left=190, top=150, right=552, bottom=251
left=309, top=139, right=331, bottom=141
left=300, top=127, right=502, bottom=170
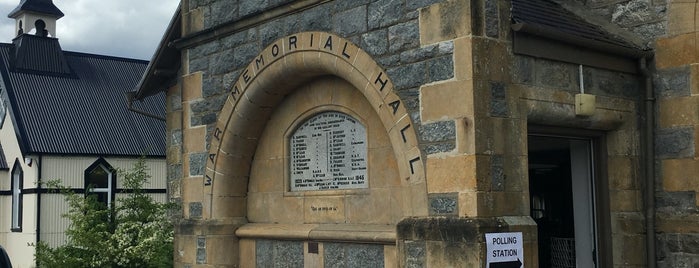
left=132, top=6, right=182, bottom=101
left=639, top=57, right=656, bottom=268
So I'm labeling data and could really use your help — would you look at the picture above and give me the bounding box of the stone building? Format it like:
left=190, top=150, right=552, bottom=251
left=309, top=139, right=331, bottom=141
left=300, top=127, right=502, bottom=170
left=133, top=0, right=699, bottom=267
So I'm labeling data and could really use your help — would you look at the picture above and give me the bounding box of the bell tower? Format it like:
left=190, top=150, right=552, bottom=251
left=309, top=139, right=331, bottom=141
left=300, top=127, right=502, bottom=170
left=7, top=0, right=64, bottom=38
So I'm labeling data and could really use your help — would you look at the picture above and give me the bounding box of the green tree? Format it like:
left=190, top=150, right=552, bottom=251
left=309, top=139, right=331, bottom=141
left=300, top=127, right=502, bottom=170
left=34, top=159, right=174, bottom=267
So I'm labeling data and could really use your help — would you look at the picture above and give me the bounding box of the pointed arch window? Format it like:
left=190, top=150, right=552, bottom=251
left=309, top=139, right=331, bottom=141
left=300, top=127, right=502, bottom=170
left=11, top=159, right=23, bottom=232
left=84, top=158, right=115, bottom=207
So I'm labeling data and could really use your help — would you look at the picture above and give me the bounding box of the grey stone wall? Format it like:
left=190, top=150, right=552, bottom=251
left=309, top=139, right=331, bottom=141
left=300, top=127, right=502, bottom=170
left=252, top=240, right=384, bottom=267
left=513, top=55, right=640, bottom=100
left=187, top=0, right=298, bottom=29
left=256, top=240, right=304, bottom=267
left=183, top=0, right=456, bottom=179
left=657, top=233, right=699, bottom=268
left=324, top=243, right=384, bottom=267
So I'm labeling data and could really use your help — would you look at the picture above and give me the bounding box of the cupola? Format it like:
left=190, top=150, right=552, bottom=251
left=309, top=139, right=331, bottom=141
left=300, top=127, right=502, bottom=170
left=8, top=0, right=64, bottom=38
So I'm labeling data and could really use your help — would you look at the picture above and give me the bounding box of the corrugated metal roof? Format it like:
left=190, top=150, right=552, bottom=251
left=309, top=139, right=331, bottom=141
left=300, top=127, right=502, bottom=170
left=0, top=41, right=165, bottom=156
left=511, top=0, right=643, bottom=51
left=8, top=0, right=64, bottom=18
left=0, top=143, right=8, bottom=170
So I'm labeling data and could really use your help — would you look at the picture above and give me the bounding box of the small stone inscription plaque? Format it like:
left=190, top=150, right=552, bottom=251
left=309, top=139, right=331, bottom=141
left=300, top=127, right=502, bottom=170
left=290, top=112, right=368, bottom=191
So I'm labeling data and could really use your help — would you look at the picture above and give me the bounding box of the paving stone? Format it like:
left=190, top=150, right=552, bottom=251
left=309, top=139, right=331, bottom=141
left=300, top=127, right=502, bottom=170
left=189, top=202, right=203, bottom=218
left=426, top=55, right=454, bottom=82
left=405, top=0, right=443, bottom=11
left=361, top=29, right=389, bottom=57
left=189, top=152, right=208, bottom=176
left=404, top=241, right=426, bottom=268
left=388, top=20, right=419, bottom=53
left=654, top=66, right=691, bottom=98
left=324, top=243, right=384, bottom=268
left=489, top=81, right=507, bottom=117
left=368, top=0, right=404, bottom=30
left=419, top=121, right=456, bottom=142
left=485, top=0, right=500, bottom=38
left=428, top=193, right=458, bottom=215
left=209, top=1, right=239, bottom=27
left=656, top=127, right=694, bottom=159
left=333, top=5, right=368, bottom=36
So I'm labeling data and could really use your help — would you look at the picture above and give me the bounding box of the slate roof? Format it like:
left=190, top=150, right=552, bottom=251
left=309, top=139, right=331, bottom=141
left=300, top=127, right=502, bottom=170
left=0, top=36, right=165, bottom=156
left=511, top=0, right=650, bottom=56
left=8, top=0, right=64, bottom=18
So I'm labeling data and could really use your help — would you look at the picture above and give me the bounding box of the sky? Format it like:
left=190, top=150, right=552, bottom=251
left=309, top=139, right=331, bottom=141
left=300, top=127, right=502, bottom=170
left=0, top=0, right=180, bottom=60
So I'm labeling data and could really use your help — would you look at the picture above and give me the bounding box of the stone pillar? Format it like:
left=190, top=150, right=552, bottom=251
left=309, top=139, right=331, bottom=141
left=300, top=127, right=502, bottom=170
left=172, top=4, right=244, bottom=267
left=654, top=1, right=699, bottom=265
left=398, top=0, right=537, bottom=266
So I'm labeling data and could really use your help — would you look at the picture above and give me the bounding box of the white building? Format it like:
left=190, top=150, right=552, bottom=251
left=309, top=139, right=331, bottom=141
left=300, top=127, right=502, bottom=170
left=0, top=0, right=166, bottom=266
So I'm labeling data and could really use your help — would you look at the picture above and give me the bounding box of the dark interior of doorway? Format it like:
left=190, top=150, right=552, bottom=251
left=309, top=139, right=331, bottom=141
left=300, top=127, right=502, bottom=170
left=529, top=136, right=576, bottom=267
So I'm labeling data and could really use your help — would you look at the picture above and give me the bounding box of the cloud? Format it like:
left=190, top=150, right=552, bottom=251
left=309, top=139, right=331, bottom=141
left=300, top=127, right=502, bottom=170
left=0, top=0, right=178, bottom=60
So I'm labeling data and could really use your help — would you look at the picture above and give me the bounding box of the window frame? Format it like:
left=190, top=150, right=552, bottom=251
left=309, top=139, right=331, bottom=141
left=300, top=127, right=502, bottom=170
left=528, top=125, right=612, bottom=267
left=84, top=158, right=116, bottom=207
left=11, top=159, right=23, bottom=232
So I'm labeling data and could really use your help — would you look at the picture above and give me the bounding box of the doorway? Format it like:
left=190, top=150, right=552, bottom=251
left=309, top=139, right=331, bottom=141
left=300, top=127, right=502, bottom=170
left=528, top=135, right=599, bottom=267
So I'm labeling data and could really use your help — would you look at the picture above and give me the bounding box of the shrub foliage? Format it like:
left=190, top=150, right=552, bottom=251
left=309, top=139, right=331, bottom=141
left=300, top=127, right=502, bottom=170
left=34, top=159, right=174, bottom=267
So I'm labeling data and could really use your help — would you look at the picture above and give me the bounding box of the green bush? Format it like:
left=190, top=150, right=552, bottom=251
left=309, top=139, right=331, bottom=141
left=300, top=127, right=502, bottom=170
left=34, top=159, right=174, bottom=268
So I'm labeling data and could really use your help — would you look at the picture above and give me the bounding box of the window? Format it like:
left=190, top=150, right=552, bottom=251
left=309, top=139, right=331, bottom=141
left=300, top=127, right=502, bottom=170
left=11, top=159, right=22, bottom=232
left=85, top=158, right=115, bottom=207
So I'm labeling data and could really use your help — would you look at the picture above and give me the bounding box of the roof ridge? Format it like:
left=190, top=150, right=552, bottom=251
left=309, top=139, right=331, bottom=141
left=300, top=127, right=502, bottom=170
left=62, top=50, right=150, bottom=63
left=7, top=0, right=64, bottom=18
left=0, top=42, right=149, bottom=63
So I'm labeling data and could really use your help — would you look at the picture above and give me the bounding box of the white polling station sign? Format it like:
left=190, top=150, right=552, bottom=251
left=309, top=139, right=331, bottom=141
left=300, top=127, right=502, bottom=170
left=485, top=232, right=524, bottom=268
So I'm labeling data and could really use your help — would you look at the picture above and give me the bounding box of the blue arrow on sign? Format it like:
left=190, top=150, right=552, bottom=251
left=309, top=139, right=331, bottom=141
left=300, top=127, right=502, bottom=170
left=489, top=258, right=522, bottom=268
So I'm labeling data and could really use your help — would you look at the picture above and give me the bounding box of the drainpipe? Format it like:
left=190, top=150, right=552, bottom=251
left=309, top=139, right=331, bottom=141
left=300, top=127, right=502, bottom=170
left=35, top=155, right=42, bottom=267
left=639, top=57, right=656, bottom=268
left=125, top=92, right=166, bottom=121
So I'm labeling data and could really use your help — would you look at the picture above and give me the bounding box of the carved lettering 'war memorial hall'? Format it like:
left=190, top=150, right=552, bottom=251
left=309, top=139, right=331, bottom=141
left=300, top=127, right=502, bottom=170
left=132, top=0, right=699, bottom=267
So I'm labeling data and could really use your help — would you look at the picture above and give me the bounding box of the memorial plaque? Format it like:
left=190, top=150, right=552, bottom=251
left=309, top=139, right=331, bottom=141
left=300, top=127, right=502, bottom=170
left=290, top=112, right=368, bottom=191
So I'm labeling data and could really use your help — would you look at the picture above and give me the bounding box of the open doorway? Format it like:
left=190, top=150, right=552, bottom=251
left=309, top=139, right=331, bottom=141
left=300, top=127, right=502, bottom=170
left=528, top=135, right=598, bottom=267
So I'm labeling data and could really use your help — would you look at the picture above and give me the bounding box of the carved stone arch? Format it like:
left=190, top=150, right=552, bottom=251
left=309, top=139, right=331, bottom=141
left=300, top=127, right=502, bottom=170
left=203, top=32, right=425, bottom=222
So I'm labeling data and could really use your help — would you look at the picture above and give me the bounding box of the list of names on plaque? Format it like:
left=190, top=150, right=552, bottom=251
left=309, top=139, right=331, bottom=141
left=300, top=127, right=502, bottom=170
left=290, top=112, right=368, bottom=191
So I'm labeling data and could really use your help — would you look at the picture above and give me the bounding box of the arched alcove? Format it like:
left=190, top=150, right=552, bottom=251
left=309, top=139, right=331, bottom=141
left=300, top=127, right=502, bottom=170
left=247, top=76, right=408, bottom=225
left=201, top=34, right=427, bottom=252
